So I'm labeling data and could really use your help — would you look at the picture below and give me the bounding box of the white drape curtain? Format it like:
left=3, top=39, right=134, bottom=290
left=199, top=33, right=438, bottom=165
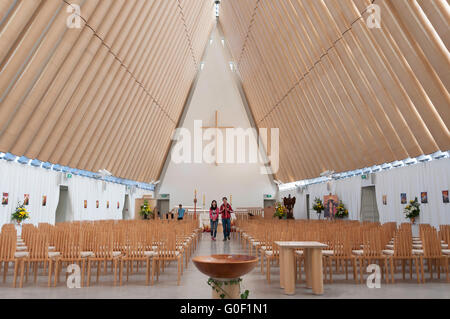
left=67, top=176, right=127, bottom=222
left=0, top=161, right=59, bottom=226
left=334, top=177, right=362, bottom=221
left=279, top=176, right=361, bottom=220
left=0, top=160, right=154, bottom=227
left=279, top=158, right=449, bottom=227
left=375, top=158, right=450, bottom=227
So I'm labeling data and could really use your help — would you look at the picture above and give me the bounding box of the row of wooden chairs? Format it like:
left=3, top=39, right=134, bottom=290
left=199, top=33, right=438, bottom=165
left=0, top=219, right=202, bottom=288
left=237, top=219, right=449, bottom=285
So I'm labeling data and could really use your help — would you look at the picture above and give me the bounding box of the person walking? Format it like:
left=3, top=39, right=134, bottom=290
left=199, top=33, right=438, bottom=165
left=177, top=204, right=185, bottom=220
left=209, top=200, right=219, bottom=241
left=220, top=197, right=233, bottom=241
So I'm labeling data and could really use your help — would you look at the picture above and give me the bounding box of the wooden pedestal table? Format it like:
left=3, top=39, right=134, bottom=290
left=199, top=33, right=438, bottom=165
left=275, top=241, right=328, bottom=295
left=192, top=255, right=258, bottom=299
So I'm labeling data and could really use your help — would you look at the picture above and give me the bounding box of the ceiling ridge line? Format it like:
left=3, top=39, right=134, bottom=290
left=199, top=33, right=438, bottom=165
left=237, top=0, right=261, bottom=67
left=176, top=0, right=198, bottom=68
left=256, top=3, right=373, bottom=125
left=61, top=0, right=176, bottom=125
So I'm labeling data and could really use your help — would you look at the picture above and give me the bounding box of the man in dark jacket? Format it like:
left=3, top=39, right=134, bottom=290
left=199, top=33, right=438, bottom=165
left=220, top=197, right=233, bottom=241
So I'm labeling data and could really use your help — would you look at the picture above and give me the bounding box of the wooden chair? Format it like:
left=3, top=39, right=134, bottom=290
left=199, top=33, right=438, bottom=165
left=87, top=231, right=120, bottom=286
left=325, top=232, right=358, bottom=283
left=384, top=230, right=420, bottom=283
left=0, top=231, right=28, bottom=287
left=24, top=232, right=60, bottom=287
left=119, top=231, right=154, bottom=285
left=263, top=230, right=280, bottom=284
left=54, top=230, right=86, bottom=287
left=418, top=228, right=449, bottom=283
left=353, top=229, right=390, bottom=284
left=152, top=232, right=183, bottom=285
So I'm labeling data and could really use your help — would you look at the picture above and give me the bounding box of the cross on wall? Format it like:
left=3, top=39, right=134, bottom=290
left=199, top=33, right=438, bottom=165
left=201, top=110, right=234, bottom=166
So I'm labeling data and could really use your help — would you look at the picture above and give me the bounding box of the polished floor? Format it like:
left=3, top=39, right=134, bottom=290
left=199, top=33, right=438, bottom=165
left=1, top=233, right=449, bottom=299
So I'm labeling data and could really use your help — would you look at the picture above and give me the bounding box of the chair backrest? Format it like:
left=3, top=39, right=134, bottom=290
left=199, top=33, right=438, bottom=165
left=124, top=231, right=146, bottom=258
left=29, top=232, right=49, bottom=260
left=422, top=228, right=442, bottom=257
left=363, top=229, right=383, bottom=257
left=439, top=225, right=449, bottom=244
left=94, top=231, right=114, bottom=259
left=158, top=231, right=178, bottom=258
left=0, top=231, right=16, bottom=260
left=393, top=230, right=413, bottom=257
left=332, top=233, right=353, bottom=257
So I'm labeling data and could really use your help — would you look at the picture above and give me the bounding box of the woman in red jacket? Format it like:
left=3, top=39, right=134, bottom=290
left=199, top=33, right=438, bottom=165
left=209, top=200, right=219, bottom=241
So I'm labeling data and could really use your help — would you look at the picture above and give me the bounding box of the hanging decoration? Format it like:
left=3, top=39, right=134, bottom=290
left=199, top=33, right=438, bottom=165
left=23, top=194, right=30, bottom=206
left=2, top=193, right=8, bottom=205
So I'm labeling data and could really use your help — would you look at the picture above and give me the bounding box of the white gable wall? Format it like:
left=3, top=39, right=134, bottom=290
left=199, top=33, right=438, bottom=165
left=158, top=24, right=277, bottom=209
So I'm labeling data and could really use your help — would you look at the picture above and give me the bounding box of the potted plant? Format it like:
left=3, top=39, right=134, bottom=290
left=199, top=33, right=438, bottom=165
left=11, top=202, right=30, bottom=225
left=312, top=198, right=324, bottom=219
left=139, top=200, right=153, bottom=220
left=334, top=201, right=349, bottom=219
left=273, top=202, right=287, bottom=219
left=404, top=197, right=420, bottom=224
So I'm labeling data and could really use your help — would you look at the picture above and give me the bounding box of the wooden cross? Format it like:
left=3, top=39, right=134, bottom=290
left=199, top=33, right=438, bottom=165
left=202, top=110, right=234, bottom=165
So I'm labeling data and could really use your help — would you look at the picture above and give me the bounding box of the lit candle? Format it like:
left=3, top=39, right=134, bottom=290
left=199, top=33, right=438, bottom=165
left=230, top=195, right=232, bottom=205
left=203, top=194, right=205, bottom=207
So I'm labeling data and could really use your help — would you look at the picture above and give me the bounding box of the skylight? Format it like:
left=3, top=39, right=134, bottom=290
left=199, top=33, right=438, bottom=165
left=278, top=151, right=449, bottom=191
left=215, top=1, right=220, bottom=17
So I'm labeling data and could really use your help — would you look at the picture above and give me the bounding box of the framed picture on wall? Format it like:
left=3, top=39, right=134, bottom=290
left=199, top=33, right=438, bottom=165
left=401, top=193, right=407, bottom=204
left=421, top=192, right=428, bottom=204
left=2, top=193, right=8, bottom=205
left=382, top=195, right=387, bottom=205
left=96, top=200, right=99, bottom=209
left=443, top=190, right=449, bottom=204
left=24, top=194, right=30, bottom=206
left=84, top=200, right=87, bottom=209
left=42, top=195, right=47, bottom=207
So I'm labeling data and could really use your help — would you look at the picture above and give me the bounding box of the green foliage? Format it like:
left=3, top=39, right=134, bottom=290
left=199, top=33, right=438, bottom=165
left=335, top=201, right=349, bottom=219
left=11, top=202, right=30, bottom=223
left=273, top=202, right=287, bottom=218
left=312, top=197, right=324, bottom=214
left=240, top=290, right=249, bottom=299
left=139, top=200, right=153, bottom=218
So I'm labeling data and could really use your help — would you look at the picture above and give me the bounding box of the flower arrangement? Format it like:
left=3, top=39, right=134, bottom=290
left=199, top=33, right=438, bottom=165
left=404, top=197, right=420, bottom=223
left=139, top=200, right=153, bottom=219
left=334, top=201, right=349, bottom=219
left=11, top=202, right=30, bottom=224
left=273, top=202, right=287, bottom=219
left=312, top=198, right=324, bottom=218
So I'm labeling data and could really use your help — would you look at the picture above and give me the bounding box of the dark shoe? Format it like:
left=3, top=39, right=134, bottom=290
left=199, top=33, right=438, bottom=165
left=228, top=236, right=231, bottom=240
left=223, top=238, right=227, bottom=241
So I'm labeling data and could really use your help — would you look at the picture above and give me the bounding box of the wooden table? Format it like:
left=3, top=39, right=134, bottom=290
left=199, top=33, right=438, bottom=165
left=275, top=241, right=328, bottom=295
